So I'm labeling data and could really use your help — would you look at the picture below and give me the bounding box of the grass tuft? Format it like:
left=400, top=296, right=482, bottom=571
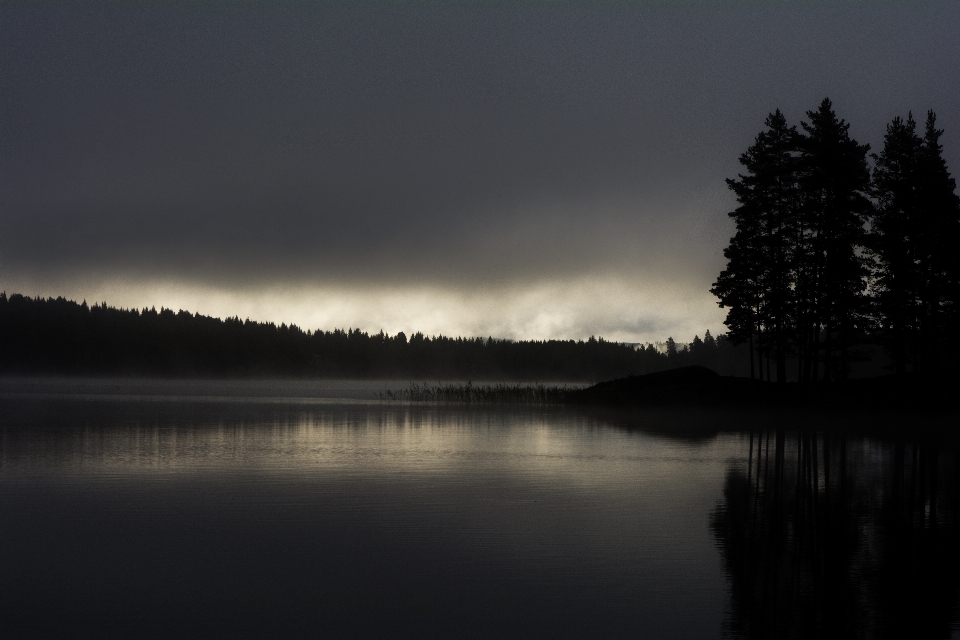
left=379, top=381, right=581, bottom=404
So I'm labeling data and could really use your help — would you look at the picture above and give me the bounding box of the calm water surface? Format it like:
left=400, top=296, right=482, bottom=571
left=1, top=379, right=958, bottom=639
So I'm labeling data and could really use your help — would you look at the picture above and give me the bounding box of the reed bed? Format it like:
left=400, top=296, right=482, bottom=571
left=379, top=381, right=581, bottom=404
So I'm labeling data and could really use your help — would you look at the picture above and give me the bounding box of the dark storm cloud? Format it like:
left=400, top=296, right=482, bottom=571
left=2, top=2, right=959, bottom=337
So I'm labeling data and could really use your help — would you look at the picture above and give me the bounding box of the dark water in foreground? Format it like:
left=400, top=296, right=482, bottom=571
left=1, top=380, right=959, bottom=639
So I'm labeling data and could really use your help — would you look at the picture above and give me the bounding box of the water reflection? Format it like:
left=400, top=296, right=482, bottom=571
left=711, top=429, right=960, bottom=639
left=3, top=391, right=960, bottom=638
left=0, top=399, right=729, bottom=486
left=1, top=396, right=733, bottom=639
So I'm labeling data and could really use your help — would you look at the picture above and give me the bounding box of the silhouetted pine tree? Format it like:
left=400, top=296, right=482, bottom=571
left=797, top=99, right=873, bottom=381
left=713, top=229, right=763, bottom=378
left=869, top=114, right=924, bottom=375
left=869, top=111, right=960, bottom=376
left=713, top=110, right=800, bottom=382
left=917, top=111, right=960, bottom=372
left=871, top=111, right=960, bottom=374
left=665, top=336, right=678, bottom=359
left=702, top=329, right=719, bottom=371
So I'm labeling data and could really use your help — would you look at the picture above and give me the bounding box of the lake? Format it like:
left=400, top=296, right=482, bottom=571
left=1, top=379, right=959, bottom=639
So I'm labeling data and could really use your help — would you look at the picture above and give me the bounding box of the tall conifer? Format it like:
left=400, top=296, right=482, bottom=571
left=797, top=99, right=872, bottom=381
left=917, top=112, right=960, bottom=371
left=870, top=111, right=960, bottom=375
left=870, top=114, right=923, bottom=375
left=713, top=110, right=799, bottom=382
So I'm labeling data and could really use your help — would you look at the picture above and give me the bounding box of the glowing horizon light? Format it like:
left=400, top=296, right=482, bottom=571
left=1, top=273, right=726, bottom=345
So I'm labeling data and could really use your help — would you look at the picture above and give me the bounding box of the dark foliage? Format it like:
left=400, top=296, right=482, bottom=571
left=870, top=111, right=960, bottom=376
left=713, top=109, right=801, bottom=382
left=715, top=99, right=960, bottom=382
left=0, top=293, right=748, bottom=381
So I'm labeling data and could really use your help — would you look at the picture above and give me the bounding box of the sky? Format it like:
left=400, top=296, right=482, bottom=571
left=2, top=2, right=959, bottom=343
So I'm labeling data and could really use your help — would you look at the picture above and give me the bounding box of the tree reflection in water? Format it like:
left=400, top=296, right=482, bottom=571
left=711, top=428, right=960, bottom=639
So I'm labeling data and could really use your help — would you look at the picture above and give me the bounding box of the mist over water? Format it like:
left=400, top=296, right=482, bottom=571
left=1, top=382, right=959, bottom=638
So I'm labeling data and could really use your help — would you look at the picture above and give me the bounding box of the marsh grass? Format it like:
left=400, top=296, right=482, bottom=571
left=379, top=381, right=582, bottom=404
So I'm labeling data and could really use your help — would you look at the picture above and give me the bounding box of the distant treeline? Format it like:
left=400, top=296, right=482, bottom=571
left=0, top=293, right=749, bottom=381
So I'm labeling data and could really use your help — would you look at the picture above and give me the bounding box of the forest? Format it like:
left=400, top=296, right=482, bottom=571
left=713, top=99, right=960, bottom=383
left=0, top=292, right=748, bottom=381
